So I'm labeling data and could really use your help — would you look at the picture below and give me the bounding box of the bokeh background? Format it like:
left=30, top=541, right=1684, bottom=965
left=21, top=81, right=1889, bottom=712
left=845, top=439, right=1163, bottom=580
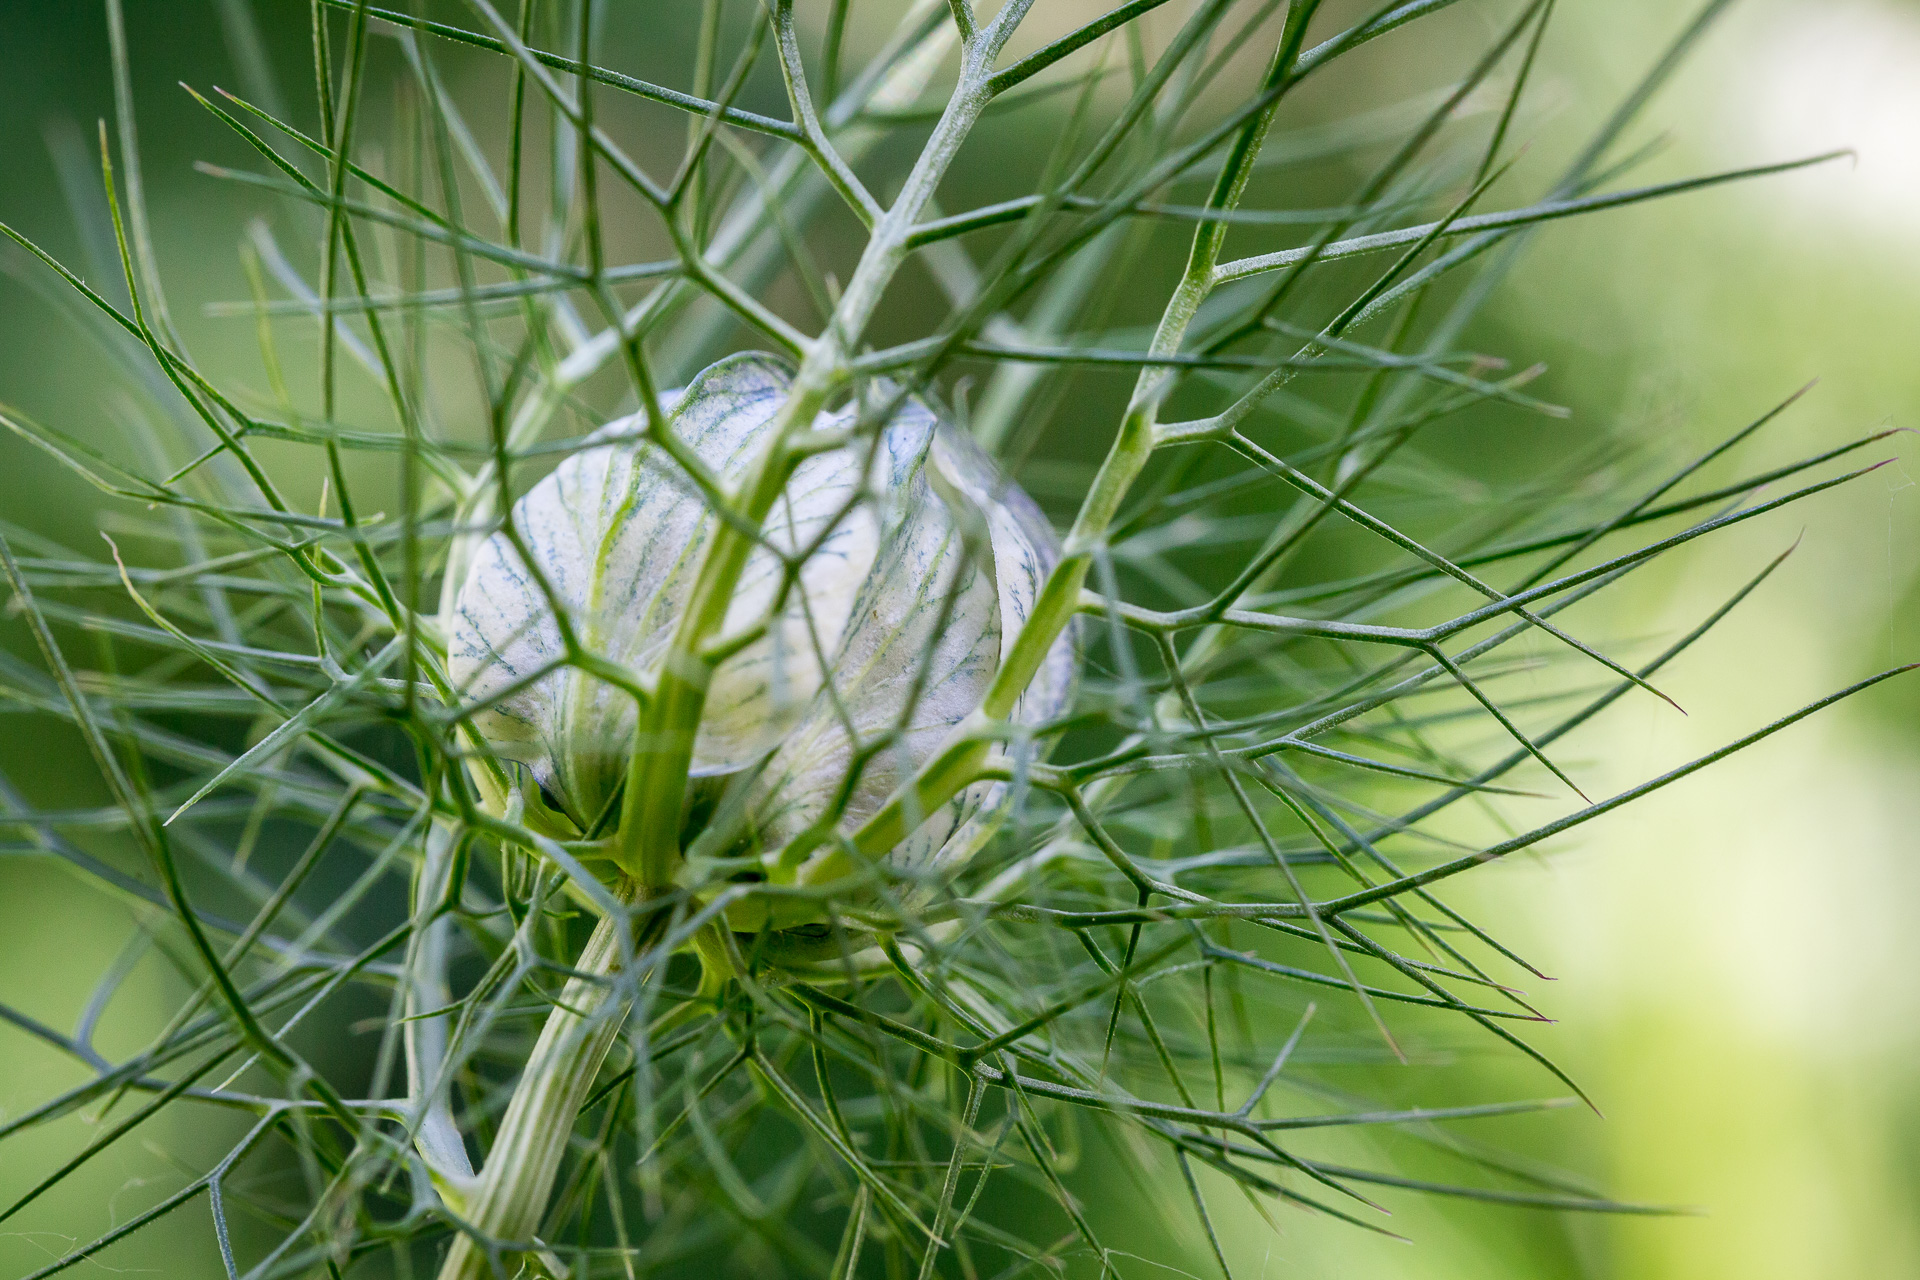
left=1, top=2, right=1914, bottom=1277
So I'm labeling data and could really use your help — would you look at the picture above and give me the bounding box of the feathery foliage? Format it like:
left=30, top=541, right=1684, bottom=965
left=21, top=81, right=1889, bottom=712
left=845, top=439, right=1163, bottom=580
left=0, top=2, right=1905, bottom=1277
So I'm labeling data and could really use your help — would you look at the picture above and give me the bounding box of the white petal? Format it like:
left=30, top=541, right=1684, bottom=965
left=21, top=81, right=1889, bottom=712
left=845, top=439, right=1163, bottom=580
left=450, top=354, right=871, bottom=822
left=450, top=352, right=1076, bottom=881
left=753, top=415, right=1078, bottom=878
left=743, top=406, right=1003, bottom=866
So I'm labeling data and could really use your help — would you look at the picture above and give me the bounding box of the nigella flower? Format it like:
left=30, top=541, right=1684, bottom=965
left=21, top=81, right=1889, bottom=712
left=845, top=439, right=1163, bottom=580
left=449, top=353, right=1076, bottom=880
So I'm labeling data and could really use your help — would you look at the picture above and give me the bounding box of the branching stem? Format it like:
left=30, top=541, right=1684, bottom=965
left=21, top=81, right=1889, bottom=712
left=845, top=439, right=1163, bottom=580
left=616, top=2, right=1037, bottom=888
left=850, top=2, right=1312, bottom=863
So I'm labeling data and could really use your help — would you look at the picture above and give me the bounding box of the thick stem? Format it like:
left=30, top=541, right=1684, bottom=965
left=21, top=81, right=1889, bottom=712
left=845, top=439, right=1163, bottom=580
left=427, top=15, right=1001, bottom=1274
left=436, top=908, right=639, bottom=1280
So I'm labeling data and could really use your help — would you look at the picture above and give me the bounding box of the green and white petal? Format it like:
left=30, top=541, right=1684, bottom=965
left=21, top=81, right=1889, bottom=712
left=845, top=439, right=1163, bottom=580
left=754, top=409, right=1078, bottom=879
left=449, top=354, right=876, bottom=823
left=450, top=351, right=1076, bottom=880
left=740, top=401, right=1003, bottom=873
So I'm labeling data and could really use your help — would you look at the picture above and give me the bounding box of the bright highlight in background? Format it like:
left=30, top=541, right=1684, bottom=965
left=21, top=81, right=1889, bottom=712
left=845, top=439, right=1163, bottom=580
left=1731, top=0, right=1920, bottom=241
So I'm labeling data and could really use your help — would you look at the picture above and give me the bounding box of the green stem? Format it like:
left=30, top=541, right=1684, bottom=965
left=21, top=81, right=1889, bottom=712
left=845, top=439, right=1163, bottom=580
left=435, top=904, right=641, bottom=1280
left=849, top=8, right=1308, bottom=858
left=430, top=15, right=998, bottom=1273
left=615, top=3, right=1036, bottom=887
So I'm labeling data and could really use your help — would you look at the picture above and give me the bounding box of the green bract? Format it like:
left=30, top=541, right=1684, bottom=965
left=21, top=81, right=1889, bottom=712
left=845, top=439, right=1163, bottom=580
left=449, top=353, right=1076, bottom=879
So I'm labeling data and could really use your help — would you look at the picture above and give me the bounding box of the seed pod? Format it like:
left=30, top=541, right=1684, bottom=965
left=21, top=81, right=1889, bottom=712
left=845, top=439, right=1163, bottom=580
left=450, top=353, right=1076, bottom=879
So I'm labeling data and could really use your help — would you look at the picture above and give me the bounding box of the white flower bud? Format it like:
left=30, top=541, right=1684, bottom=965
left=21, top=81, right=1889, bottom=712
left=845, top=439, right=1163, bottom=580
left=450, top=354, right=1075, bottom=878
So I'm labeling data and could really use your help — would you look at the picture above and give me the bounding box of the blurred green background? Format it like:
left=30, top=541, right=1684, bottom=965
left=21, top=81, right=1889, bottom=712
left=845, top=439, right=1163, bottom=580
left=1, top=2, right=1914, bottom=1276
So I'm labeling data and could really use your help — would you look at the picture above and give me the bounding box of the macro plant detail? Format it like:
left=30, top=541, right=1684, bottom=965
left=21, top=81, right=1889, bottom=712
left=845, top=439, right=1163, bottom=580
left=0, top=1, right=1908, bottom=1279
left=448, top=351, right=1075, bottom=887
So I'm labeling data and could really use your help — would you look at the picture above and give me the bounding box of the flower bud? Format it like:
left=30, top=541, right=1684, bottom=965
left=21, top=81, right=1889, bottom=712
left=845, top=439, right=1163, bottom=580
left=450, top=354, right=1075, bottom=878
